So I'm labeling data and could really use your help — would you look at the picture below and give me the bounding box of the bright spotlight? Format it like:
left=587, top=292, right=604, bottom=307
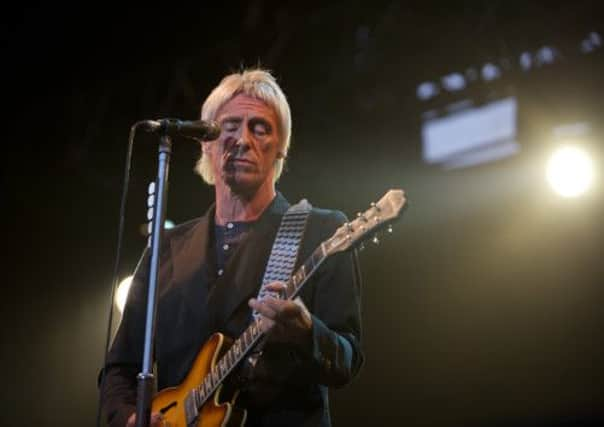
left=115, top=276, right=133, bottom=314
left=546, top=146, right=594, bottom=197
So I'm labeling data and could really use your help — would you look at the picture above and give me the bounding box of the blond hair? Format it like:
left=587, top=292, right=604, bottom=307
left=194, top=69, right=291, bottom=185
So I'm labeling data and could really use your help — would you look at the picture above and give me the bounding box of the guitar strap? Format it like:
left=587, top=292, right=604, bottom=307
left=246, top=198, right=312, bottom=367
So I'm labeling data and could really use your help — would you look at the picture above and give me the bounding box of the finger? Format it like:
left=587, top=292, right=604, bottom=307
left=151, top=413, right=164, bottom=427
left=151, top=412, right=165, bottom=427
left=249, top=298, right=279, bottom=320
left=264, top=281, right=287, bottom=296
left=262, top=297, right=302, bottom=321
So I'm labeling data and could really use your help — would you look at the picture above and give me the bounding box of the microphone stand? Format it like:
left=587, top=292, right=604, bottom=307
left=135, top=133, right=172, bottom=427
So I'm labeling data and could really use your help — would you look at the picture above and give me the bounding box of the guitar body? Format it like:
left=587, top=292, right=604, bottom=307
left=151, top=333, right=247, bottom=427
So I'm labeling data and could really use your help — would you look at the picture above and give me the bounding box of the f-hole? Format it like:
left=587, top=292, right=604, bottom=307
left=159, top=401, right=177, bottom=414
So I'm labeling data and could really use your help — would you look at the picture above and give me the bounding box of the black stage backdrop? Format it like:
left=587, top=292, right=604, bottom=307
left=2, top=2, right=603, bottom=426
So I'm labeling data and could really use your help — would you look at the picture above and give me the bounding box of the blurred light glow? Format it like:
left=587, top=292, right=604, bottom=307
left=417, top=82, right=439, bottom=100
left=441, top=73, right=466, bottom=91
left=165, top=219, right=175, bottom=229
left=519, top=52, right=532, bottom=70
left=546, top=146, right=594, bottom=197
left=116, top=276, right=133, bottom=314
left=536, top=46, right=556, bottom=65
left=481, top=63, right=501, bottom=81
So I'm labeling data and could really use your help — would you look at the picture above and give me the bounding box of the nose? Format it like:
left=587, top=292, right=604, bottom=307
left=234, top=121, right=252, bottom=149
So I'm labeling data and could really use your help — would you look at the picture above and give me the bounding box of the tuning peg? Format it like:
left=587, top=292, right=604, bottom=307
left=357, top=212, right=368, bottom=222
left=370, top=202, right=381, bottom=212
left=387, top=224, right=393, bottom=233
left=345, top=222, right=353, bottom=231
left=147, top=194, right=155, bottom=208
left=372, top=234, right=380, bottom=245
left=147, top=207, right=154, bottom=221
left=148, top=181, right=155, bottom=195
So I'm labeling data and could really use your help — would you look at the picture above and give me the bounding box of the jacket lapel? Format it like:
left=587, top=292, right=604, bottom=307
left=170, top=208, right=212, bottom=288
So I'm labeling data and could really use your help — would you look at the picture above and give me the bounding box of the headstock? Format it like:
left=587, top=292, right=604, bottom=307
left=323, top=189, right=407, bottom=256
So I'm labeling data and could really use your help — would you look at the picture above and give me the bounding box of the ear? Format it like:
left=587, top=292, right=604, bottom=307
left=276, top=151, right=285, bottom=159
left=201, top=141, right=212, bottom=154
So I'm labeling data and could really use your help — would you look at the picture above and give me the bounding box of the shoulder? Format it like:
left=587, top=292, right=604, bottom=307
left=310, top=207, right=347, bottom=224
left=306, top=206, right=348, bottom=238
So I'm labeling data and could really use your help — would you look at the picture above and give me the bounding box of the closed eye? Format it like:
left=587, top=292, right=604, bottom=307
left=249, top=119, right=272, bottom=137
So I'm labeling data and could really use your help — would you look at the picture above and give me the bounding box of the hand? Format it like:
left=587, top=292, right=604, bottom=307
left=248, top=282, right=313, bottom=347
left=126, top=411, right=166, bottom=427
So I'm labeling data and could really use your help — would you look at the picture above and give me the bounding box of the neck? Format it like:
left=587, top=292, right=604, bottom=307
left=214, top=180, right=276, bottom=225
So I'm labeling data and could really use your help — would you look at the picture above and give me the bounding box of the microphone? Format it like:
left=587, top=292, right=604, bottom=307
left=140, top=118, right=221, bottom=140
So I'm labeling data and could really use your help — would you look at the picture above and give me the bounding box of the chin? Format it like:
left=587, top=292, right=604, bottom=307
left=223, top=173, right=261, bottom=195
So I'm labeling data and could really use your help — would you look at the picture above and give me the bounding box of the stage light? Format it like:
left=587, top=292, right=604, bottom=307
left=115, top=275, right=133, bottom=314
left=481, top=63, right=501, bottom=81
left=581, top=31, right=602, bottom=53
left=519, top=52, right=532, bottom=71
left=417, top=82, right=439, bottom=100
left=536, top=46, right=556, bottom=65
left=165, top=219, right=175, bottom=229
left=441, top=72, right=466, bottom=91
left=546, top=146, right=594, bottom=197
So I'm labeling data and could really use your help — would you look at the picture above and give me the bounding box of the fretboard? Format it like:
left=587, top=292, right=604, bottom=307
left=192, top=243, right=327, bottom=408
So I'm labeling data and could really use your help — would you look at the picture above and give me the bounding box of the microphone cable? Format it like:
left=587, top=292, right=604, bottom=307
left=95, top=121, right=148, bottom=427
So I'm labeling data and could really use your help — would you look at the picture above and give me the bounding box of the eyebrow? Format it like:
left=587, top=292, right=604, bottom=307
left=220, top=116, right=243, bottom=125
left=219, top=116, right=273, bottom=129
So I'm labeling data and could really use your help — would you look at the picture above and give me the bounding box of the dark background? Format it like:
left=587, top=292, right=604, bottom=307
left=1, top=1, right=603, bottom=426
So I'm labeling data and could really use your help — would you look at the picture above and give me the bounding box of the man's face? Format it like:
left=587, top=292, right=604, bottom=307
left=204, top=93, right=281, bottom=195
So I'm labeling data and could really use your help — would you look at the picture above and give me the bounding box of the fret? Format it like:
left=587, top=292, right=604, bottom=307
left=250, top=322, right=258, bottom=338
left=319, top=242, right=327, bottom=257
left=311, top=248, right=324, bottom=269
left=286, top=279, right=295, bottom=298
left=296, top=266, right=306, bottom=290
left=242, top=330, right=249, bottom=347
left=293, top=271, right=302, bottom=291
left=304, top=257, right=314, bottom=273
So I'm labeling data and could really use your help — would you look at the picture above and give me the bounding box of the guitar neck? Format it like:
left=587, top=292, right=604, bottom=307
left=194, top=244, right=328, bottom=405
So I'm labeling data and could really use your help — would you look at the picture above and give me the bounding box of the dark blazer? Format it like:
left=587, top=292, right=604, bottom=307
left=100, top=193, right=363, bottom=427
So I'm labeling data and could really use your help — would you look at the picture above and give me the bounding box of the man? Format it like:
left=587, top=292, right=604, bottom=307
left=100, top=69, right=363, bottom=427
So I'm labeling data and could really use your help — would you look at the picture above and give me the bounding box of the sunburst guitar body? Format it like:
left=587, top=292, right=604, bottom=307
left=152, top=333, right=247, bottom=426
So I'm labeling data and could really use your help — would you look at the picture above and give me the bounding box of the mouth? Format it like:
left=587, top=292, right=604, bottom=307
left=226, top=157, right=255, bottom=166
left=224, top=157, right=257, bottom=173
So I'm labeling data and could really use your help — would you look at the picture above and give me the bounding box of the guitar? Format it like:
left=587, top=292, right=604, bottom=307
left=151, top=189, right=407, bottom=426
